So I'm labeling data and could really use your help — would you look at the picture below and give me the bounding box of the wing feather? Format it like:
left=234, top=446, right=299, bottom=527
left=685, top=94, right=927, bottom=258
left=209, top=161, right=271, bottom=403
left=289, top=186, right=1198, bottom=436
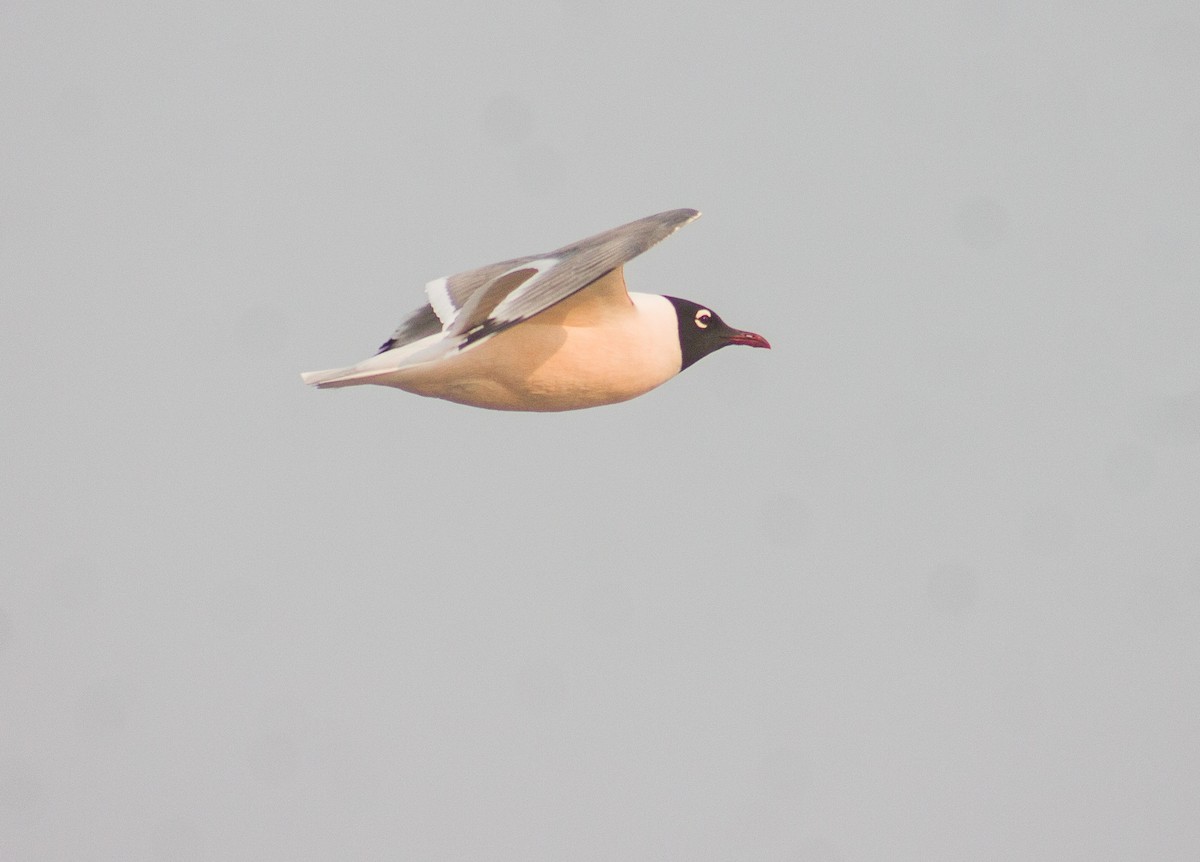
left=375, top=208, right=700, bottom=355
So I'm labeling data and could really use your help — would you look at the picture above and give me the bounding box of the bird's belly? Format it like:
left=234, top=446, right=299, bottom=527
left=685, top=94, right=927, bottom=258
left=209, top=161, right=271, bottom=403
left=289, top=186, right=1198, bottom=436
left=376, top=320, right=681, bottom=412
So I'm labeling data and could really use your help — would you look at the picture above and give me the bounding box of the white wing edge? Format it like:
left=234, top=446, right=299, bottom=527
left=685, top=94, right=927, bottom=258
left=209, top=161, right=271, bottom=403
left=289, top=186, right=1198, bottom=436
left=424, top=276, right=456, bottom=328
left=485, top=257, right=562, bottom=322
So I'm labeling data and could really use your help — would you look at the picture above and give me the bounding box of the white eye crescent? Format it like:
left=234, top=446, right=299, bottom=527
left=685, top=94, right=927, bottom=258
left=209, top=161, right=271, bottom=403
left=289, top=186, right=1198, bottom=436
left=694, top=309, right=712, bottom=328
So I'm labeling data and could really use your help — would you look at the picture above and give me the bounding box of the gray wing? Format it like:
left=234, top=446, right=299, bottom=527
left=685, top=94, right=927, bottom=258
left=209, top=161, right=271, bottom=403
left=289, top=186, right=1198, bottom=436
left=376, top=254, right=544, bottom=354
left=375, top=302, right=442, bottom=353
left=376, top=208, right=699, bottom=353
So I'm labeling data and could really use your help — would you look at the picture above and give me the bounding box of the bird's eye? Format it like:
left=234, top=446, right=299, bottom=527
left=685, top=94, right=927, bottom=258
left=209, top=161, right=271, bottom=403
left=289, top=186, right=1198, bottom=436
left=694, top=309, right=712, bottom=329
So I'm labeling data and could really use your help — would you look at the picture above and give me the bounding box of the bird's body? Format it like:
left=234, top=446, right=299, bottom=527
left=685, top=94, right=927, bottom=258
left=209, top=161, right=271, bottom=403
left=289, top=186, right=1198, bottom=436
left=302, top=209, right=768, bottom=412
left=354, top=291, right=681, bottom=412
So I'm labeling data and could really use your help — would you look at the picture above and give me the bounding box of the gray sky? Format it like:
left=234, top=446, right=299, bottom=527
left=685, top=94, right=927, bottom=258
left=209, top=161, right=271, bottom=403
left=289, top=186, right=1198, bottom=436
left=3, top=1, right=1199, bottom=859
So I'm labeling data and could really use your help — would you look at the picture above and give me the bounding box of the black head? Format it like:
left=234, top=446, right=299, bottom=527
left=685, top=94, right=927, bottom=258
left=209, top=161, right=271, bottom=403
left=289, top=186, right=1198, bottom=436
left=664, top=296, right=771, bottom=371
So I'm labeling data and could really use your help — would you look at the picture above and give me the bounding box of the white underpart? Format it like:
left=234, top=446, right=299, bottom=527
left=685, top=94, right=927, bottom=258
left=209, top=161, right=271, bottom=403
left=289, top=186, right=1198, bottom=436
left=424, top=275, right=456, bottom=327
left=629, top=292, right=679, bottom=346
left=488, top=257, right=561, bottom=320
left=628, top=292, right=683, bottom=377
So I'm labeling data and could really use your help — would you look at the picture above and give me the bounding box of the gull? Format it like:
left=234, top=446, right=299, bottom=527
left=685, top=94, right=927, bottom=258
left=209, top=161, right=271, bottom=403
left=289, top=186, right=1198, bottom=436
left=301, top=209, right=769, bottom=411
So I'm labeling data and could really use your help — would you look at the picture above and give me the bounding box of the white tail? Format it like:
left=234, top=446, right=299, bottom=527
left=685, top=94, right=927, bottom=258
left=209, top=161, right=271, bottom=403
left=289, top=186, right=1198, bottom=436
left=301, top=332, right=448, bottom=389
left=299, top=366, right=395, bottom=389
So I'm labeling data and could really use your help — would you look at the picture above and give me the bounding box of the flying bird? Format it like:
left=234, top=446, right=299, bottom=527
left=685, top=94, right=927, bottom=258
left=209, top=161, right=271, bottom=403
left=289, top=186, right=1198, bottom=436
left=300, top=208, right=769, bottom=411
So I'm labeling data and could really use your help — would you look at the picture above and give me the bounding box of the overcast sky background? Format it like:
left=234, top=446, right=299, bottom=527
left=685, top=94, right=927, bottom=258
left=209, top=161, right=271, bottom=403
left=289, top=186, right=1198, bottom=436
left=3, top=1, right=1199, bottom=859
